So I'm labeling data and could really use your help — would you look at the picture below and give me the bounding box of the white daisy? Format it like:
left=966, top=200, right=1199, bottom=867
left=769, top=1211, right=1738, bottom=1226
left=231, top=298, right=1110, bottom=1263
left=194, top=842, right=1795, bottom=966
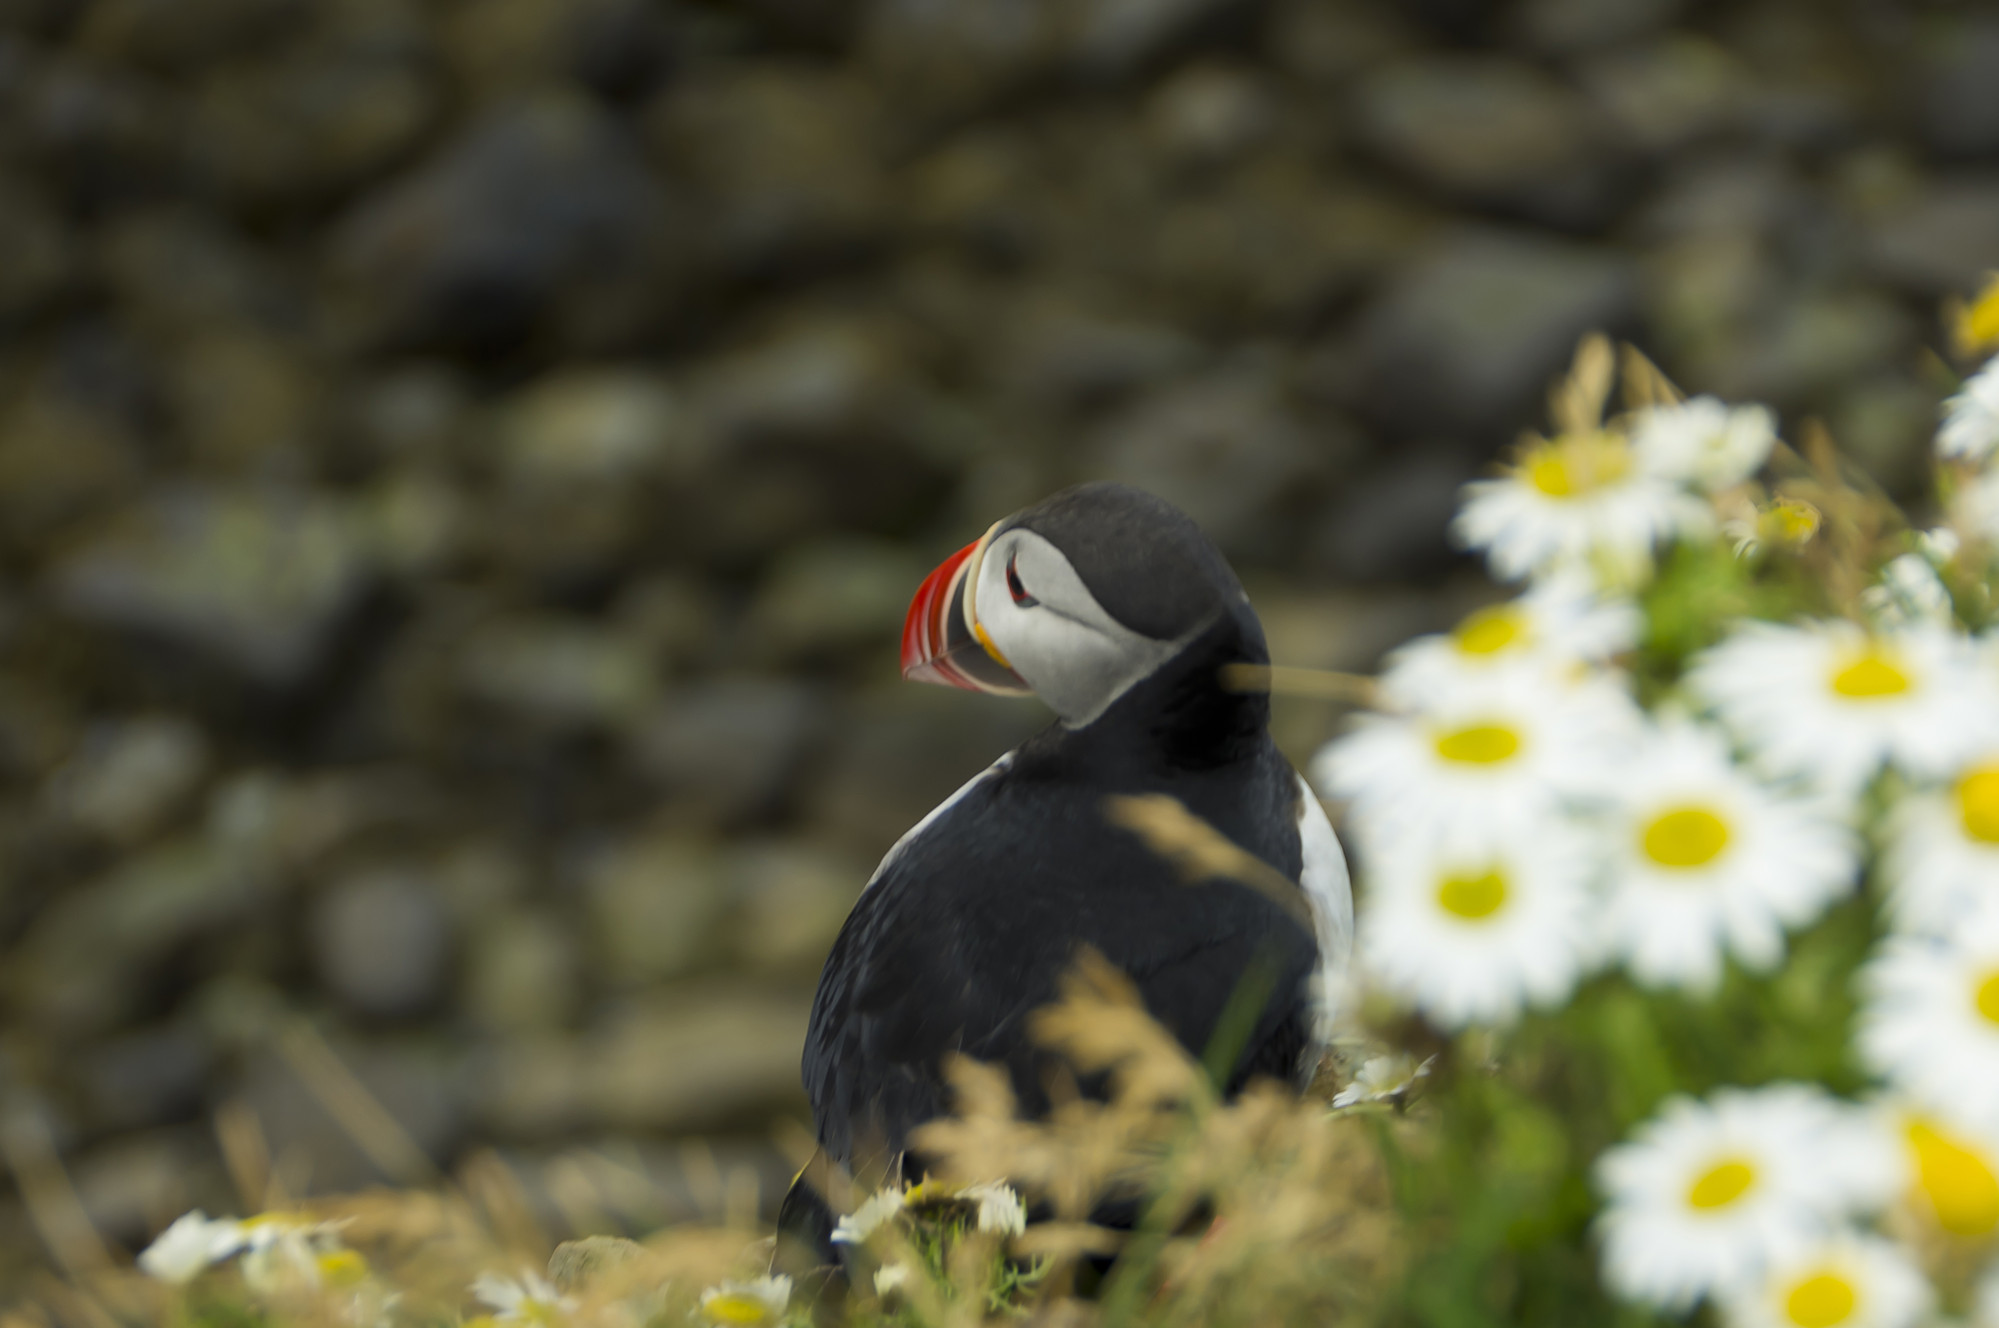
left=1884, top=1106, right=1999, bottom=1240
left=1378, top=573, right=1641, bottom=706
left=1941, top=360, right=1999, bottom=464
left=1633, top=395, right=1778, bottom=491
left=1357, top=816, right=1598, bottom=1028
left=1600, top=718, right=1858, bottom=992
left=1688, top=618, right=1995, bottom=798
left=697, top=1275, right=791, bottom=1327
left=962, top=1182, right=1027, bottom=1237
left=1952, top=464, right=1999, bottom=543
left=1720, top=1234, right=1930, bottom=1328
left=1880, top=749, right=1999, bottom=934
left=1859, top=553, right=1954, bottom=630
left=1315, top=665, right=1637, bottom=841
left=473, top=1270, right=577, bottom=1323
left=872, top=1262, right=913, bottom=1298
left=1331, top=1053, right=1436, bottom=1110
left=138, top=1210, right=248, bottom=1283
left=1453, top=430, right=1710, bottom=584
left=831, top=1186, right=907, bottom=1245
left=1858, top=905, right=1999, bottom=1132
left=1596, top=1085, right=1900, bottom=1311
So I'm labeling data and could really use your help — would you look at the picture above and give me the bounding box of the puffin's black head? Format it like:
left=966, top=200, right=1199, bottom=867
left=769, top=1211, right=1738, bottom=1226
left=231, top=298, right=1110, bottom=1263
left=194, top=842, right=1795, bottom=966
left=901, top=483, right=1260, bottom=727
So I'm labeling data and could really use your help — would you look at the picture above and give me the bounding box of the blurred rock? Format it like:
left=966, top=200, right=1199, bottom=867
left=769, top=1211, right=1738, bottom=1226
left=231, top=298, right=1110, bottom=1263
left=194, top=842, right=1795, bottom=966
left=585, top=834, right=730, bottom=985
left=1308, top=450, right=1474, bottom=583
left=49, top=486, right=376, bottom=690
left=1146, top=64, right=1275, bottom=166
left=996, top=297, right=1202, bottom=411
left=74, top=0, right=301, bottom=71
left=1353, top=57, right=1618, bottom=224
left=1087, top=363, right=1348, bottom=564
left=42, top=713, right=210, bottom=842
left=742, top=540, right=926, bottom=665
left=477, top=988, right=809, bottom=1137
left=310, top=867, right=454, bottom=1020
left=461, top=906, right=581, bottom=1033
left=630, top=678, right=822, bottom=822
left=1578, top=36, right=1743, bottom=154
left=96, top=208, right=297, bottom=334
left=1912, top=16, right=1999, bottom=159
left=166, top=331, right=320, bottom=469
left=727, top=837, right=869, bottom=975
left=0, top=390, right=139, bottom=550
left=1510, top=0, right=1679, bottom=52
left=75, top=1024, right=214, bottom=1133
left=332, top=93, right=679, bottom=352
left=1868, top=178, right=1999, bottom=297
left=237, top=1036, right=463, bottom=1193
left=456, top=615, right=659, bottom=730
left=1349, top=229, right=1637, bottom=440
left=70, top=1129, right=214, bottom=1247
left=501, top=370, right=701, bottom=488
left=0, top=175, right=68, bottom=325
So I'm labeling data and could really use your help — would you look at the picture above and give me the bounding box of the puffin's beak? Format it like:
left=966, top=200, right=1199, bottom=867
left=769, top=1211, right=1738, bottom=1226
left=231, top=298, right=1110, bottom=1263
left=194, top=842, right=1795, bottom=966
left=901, top=529, right=1031, bottom=694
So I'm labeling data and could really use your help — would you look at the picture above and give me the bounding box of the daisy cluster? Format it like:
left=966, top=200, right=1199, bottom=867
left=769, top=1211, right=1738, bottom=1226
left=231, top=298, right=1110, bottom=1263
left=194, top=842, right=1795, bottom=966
left=1314, top=312, right=1999, bottom=1326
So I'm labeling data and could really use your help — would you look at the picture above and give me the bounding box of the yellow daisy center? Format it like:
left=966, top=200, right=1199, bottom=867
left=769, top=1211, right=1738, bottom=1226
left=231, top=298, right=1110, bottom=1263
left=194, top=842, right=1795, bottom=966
left=1956, top=766, right=1999, bottom=844
left=703, top=1295, right=775, bottom=1326
left=1436, top=868, right=1508, bottom=921
left=1783, top=1270, right=1858, bottom=1328
left=1828, top=649, right=1912, bottom=699
left=1686, top=1157, right=1757, bottom=1210
left=1640, top=806, right=1732, bottom=870
left=315, top=1249, right=368, bottom=1287
left=1522, top=432, right=1632, bottom=499
left=1433, top=722, right=1522, bottom=765
left=1453, top=605, right=1527, bottom=656
left=1906, top=1119, right=1999, bottom=1236
left=1958, top=274, right=1999, bottom=357
left=1975, top=970, right=1999, bottom=1027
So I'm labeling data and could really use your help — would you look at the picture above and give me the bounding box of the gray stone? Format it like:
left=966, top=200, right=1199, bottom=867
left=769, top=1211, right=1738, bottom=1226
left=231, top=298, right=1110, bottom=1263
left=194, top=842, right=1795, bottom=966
left=456, top=615, right=659, bottom=729
left=1353, top=57, right=1613, bottom=220
left=43, top=714, right=209, bottom=842
left=742, top=539, right=928, bottom=665
left=1086, top=364, right=1349, bottom=564
left=1351, top=229, right=1637, bottom=440
left=0, top=176, right=69, bottom=325
left=332, top=93, right=677, bottom=351
left=309, top=868, right=455, bottom=1020
left=1704, top=289, right=1915, bottom=408
left=70, top=1129, right=217, bottom=1248
left=1869, top=178, right=1999, bottom=296
left=235, top=1035, right=463, bottom=1193
left=1308, top=450, right=1477, bottom=584
left=996, top=297, right=1202, bottom=411
left=500, top=369, right=701, bottom=487
left=1914, top=17, right=1999, bottom=159
left=727, top=837, right=871, bottom=976
left=630, top=678, right=822, bottom=822
left=1578, top=37, right=1744, bottom=154
left=1146, top=64, right=1274, bottom=165
left=460, top=906, right=580, bottom=1033
left=48, top=486, right=375, bottom=690
left=75, top=1024, right=215, bottom=1132
left=1511, top=0, right=1680, bottom=52
left=585, top=833, right=731, bottom=985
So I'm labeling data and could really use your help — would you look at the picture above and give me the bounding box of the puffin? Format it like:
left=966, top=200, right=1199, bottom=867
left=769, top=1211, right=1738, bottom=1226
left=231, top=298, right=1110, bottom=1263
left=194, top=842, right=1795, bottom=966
left=777, top=482, right=1352, bottom=1269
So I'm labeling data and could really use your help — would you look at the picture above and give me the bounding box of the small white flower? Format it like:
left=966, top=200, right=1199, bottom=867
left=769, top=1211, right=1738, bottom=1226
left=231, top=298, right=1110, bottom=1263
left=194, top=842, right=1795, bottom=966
left=1596, top=1086, right=1899, bottom=1311
left=1880, top=749, right=1999, bottom=934
left=697, top=1275, right=790, bottom=1327
left=138, top=1211, right=247, bottom=1283
left=1951, top=464, right=1999, bottom=543
left=1858, top=904, right=1999, bottom=1133
left=1454, top=430, right=1710, bottom=584
left=831, top=1186, right=907, bottom=1245
left=1599, top=718, right=1857, bottom=992
left=1860, top=553, right=1954, bottom=629
left=1357, top=816, right=1598, bottom=1028
left=1316, top=665, right=1637, bottom=842
left=473, top=1270, right=576, bottom=1323
left=1688, top=618, right=1996, bottom=798
left=872, top=1262, right=913, bottom=1298
left=962, top=1182, right=1027, bottom=1237
left=1331, top=1053, right=1436, bottom=1109
left=1941, top=360, right=1999, bottom=464
left=1720, top=1233, right=1930, bottom=1328
left=1633, top=396, right=1778, bottom=490
left=1378, top=574, right=1640, bottom=706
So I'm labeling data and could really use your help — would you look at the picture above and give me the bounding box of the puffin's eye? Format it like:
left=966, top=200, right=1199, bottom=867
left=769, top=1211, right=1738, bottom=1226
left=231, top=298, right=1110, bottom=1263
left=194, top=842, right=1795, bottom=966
left=1005, top=554, right=1039, bottom=608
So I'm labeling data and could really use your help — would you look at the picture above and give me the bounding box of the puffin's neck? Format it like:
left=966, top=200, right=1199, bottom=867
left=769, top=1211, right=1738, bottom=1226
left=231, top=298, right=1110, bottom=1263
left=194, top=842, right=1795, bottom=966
left=1068, top=606, right=1272, bottom=772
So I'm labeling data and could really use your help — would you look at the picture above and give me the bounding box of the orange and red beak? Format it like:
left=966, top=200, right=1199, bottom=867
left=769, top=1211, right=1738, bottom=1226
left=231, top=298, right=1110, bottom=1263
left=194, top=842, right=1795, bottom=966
left=900, top=529, right=1031, bottom=694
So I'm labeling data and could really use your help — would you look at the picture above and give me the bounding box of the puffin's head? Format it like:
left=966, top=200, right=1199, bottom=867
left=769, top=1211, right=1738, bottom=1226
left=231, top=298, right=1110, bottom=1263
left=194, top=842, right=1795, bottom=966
left=901, top=483, right=1257, bottom=727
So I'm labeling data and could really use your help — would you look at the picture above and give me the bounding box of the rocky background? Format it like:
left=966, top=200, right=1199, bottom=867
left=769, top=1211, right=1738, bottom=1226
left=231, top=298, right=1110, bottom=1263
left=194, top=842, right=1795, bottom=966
left=0, top=0, right=1995, bottom=1288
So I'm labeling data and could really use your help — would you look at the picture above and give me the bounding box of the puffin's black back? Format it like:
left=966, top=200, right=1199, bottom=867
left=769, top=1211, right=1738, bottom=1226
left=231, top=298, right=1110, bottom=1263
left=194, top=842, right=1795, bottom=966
left=797, top=584, right=1318, bottom=1180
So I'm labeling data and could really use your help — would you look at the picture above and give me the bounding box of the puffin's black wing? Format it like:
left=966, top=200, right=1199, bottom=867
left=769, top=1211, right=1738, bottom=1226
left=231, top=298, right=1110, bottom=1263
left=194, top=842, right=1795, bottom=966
left=800, top=748, right=1318, bottom=1174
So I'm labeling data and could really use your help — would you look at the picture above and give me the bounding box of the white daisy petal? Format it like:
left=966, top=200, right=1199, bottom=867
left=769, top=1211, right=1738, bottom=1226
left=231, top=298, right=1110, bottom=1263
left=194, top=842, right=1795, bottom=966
left=1720, top=1233, right=1930, bottom=1328
left=137, top=1211, right=247, bottom=1283
left=1357, top=815, right=1598, bottom=1028
left=1633, top=396, right=1778, bottom=490
left=831, top=1186, right=907, bottom=1245
left=1453, top=431, right=1711, bottom=585
left=1595, top=1086, right=1899, bottom=1311
left=1858, top=903, right=1999, bottom=1132
left=1600, top=718, right=1858, bottom=992
left=1881, top=749, right=1999, bottom=934
left=1941, top=360, right=1999, bottom=464
left=1379, top=573, right=1641, bottom=706
left=1688, top=618, right=1998, bottom=799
